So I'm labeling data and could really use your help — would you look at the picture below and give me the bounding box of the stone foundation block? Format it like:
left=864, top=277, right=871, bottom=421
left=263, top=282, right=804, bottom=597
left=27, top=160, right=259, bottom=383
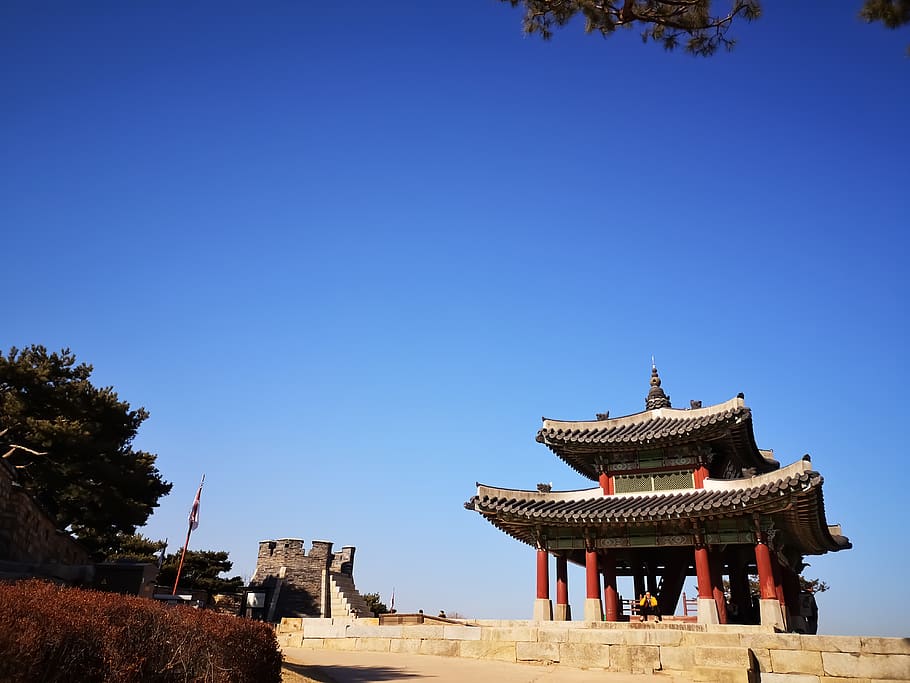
left=660, top=645, right=697, bottom=671
left=389, top=639, right=422, bottom=655
left=559, top=643, right=611, bottom=669
left=418, top=639, right=459, bottom=657
left=357, top=637, right=391, bottom=652
left=693, top=646, right=754, bottom=669
left=279, top=618, right=303, bottom=632
left=399, top=625, right=445, bottom=639
left=681, top=632, right=744, bottom=647
left=443, top=625, right=481, bottom=640
left=609, top=644, right=660, bottom=674
left=458, top=640, right=517, bottom=661
left=516, top=641, right=560, bottom=663
left=537, top=626, right=570, bottom=643
left=861, top=637, right=910, bottom=655
left=644, top=630, right=686, bottom=646
left=303, top=622, right=348, bottom=638
left=692, top=666, right=759, bottom=683
left=820, top=678, right=873, bottom=683
left=533, top=598, right=553, bottom=622
left=482, top=626, right=536, bottom=642
left=324, top=637, right=358, bottom=651
left=741, top=633, right=803, bottom=651
left=771, top=649, right=824, bottom=675
left=568, top=628, right=628, bottom=645
left=823, top=652, right=910, bottom=680
left=802, top=636, right=864, bottom=653
left=750, top=648, right=772, bottom=673
left=756, top=674, right=819, bottom=683
left=347, top=624, right=400, bottom=638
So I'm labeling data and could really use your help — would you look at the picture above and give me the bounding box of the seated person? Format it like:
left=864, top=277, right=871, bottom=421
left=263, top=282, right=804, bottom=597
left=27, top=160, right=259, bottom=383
left=639, top=591, right=661, bottom=622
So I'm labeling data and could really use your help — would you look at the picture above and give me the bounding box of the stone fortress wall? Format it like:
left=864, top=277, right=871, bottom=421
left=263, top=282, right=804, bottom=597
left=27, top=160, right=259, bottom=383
left=0, top=458, right=88, bottom=567
left=277, top=618, right=910, bottom=683
left=250, top=538, right=369, bottom=619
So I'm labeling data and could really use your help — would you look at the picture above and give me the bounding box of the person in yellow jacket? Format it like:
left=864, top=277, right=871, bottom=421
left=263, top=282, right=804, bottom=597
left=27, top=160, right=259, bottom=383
left=639, top=591, right=661, bottom=622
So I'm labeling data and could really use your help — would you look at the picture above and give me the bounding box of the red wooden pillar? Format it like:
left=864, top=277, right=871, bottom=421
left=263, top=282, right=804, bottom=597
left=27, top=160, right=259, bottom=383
left=770, top=553, right=785, bottom=606
left=694, top=545, right=713, bottom=599
left=601, top=551, right=619, bottom=622
left=598, top=471, right=614, bottom=495
left=693, top=465, right=709, bottom=488
left=556, top=555, right=569, bottom=606
left=754, top=536, right=778, bottom=600
left=585, top=548, right=601, bottom=600
left=709, top=553, right=729, bottom=624
left=536, top=548, right=549, bottom=600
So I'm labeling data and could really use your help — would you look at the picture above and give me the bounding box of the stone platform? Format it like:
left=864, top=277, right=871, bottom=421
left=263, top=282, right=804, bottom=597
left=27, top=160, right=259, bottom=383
left=277, top=617, right=910, bottom=682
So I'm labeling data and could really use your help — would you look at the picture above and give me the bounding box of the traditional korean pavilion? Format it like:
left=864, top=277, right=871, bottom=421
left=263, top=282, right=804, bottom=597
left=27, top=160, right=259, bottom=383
left=465, top=367, right=851, bottom=630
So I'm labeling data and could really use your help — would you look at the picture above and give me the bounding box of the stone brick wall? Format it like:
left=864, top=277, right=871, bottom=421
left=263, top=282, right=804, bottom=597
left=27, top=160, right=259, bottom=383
left=277, top=619, right=910, bottom=682
left=250, top=538, right=357, bottom=618
left=0, top=459, right=87, bottom=565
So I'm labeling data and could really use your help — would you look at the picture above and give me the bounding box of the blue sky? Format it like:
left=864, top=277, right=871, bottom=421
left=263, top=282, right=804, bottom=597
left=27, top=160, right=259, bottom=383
left=2, top=1, right=907, bottom=636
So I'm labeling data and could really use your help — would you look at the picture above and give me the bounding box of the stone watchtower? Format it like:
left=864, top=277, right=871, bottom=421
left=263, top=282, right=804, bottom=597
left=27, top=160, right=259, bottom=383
left=249, top=538, right=371, bottom=620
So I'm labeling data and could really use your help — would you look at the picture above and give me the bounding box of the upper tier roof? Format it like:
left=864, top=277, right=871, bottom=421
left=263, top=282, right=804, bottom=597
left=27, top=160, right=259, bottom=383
left=537, top=368, right=779, bottom=479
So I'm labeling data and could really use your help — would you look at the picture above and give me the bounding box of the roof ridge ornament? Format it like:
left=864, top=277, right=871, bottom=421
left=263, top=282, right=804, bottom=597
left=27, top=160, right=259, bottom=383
left=645, top=363, right=671, bottom=410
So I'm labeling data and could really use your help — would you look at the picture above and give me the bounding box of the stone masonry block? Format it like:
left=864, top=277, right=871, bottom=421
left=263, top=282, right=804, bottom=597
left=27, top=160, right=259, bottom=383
left=537, top=626, right=571, bottom=643
left=741, top=633, right=803, bottom=652
left=693, top=646, right=754, bottom=669
left=861, top=637, right=910, bottom=655
left=823, top=652, right=910, bottom=680
left=516, top=641, right=560, bottom=663
left=750, top=648, right=772, bottom=673
left=609, top=645, right=661, bottom=674
left=751, top=674, right=818, bottom=683
left=802, top=636, right=864, bottom=653
left=660, top=645, right=697, bottom=671
left=357, top=637, right=391, bottom=652
left=279, top=618, right=303, bottom=633
left=399, top=625, right=445, bottom=639
left=691, top=666, right=758, bottom=683
left=303, top=622, right=348, bottom=638
left=820, top=678, right=872, bottom=683
left=443, top=625, right=482, bottom=640
left=770, top=649, right=825, bottom=675
left=459, top=640, right=516, bottom=661
left=346, top=624, right=400, bottom=638
left=559, top=643, right=611, bottom=669
left=418, top=639, right=459, bottom=658
left=644, top=629, right=686, bottom=646
left=389, top=639, right=422, bottom=655
left=323, top=637, right=358, bottom=651
left=568, top=628, right=629, bottom=645
left=482, top=627, right=536, bottom=642
left=292, top=638, right=326, bottom=649
left=683, top=632, right=745, bottom=647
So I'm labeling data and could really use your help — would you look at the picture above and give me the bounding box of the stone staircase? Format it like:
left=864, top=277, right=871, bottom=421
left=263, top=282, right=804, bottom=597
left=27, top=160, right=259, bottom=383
left=328, top=572, right=371, bottom=617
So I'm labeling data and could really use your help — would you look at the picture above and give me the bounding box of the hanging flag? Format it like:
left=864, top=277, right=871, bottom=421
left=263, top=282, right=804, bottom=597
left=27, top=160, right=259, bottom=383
left=389, top=588, right=395, bottom=612
left=188, top=475, right=204, bottom=531
left=157, top=539, right=168, bottom=569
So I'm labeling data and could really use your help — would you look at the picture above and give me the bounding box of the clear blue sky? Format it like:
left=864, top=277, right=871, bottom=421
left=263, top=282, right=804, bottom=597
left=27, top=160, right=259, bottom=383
left=2, top=1, right=907, bottom=637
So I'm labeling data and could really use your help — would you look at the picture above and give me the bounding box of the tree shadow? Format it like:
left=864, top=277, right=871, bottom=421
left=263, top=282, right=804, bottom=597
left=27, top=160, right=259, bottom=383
left=283, top=661, right=424, bottom=682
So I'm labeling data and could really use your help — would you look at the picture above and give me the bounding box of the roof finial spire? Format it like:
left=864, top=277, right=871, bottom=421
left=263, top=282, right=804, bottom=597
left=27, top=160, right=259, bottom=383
left=645, top=362, right=671, bottom=410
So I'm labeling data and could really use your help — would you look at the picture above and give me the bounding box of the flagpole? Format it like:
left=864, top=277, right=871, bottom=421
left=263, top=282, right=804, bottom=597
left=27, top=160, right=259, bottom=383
left=172, top=474, right=204, bottom=596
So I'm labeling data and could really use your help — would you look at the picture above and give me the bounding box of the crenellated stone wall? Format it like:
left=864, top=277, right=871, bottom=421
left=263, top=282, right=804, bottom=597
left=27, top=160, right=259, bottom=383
left=250, top=538, right=360, bottom=619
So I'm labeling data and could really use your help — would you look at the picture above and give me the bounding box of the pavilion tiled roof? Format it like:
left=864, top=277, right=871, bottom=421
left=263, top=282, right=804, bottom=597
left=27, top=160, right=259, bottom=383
left=537, top=396, right=777, bottom=479
left=465, top=460, right=850, bottom=555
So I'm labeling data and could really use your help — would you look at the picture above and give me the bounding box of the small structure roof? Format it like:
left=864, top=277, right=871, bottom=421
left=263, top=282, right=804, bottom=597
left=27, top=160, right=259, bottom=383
left=465, top=459, right=850, bottom=556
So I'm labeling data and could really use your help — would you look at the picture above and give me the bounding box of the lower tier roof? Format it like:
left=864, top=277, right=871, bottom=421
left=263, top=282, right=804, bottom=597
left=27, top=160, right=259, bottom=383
left=465, top=459, right=850, bottom=556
